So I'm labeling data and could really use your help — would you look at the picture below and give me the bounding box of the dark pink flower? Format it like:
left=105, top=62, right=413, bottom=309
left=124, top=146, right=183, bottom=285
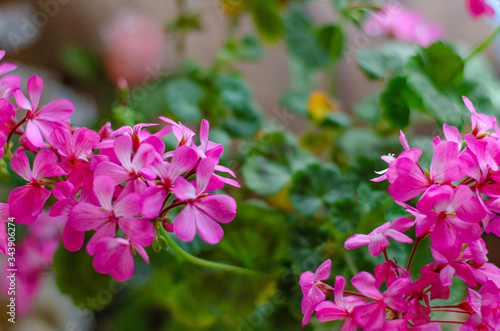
left=299, top=259, right=331, bottom=326
left=315, top=275, right=365, bottom=330
left=0, top=203, right=11, bottom=255
left=172, top=158, right=237, bottom=244
left=0, top=132, right=5, bottom=159
left=466, top=0, right=495, bottom=18
left=8, top=150, right=66, bottom=224
left=92, top=236, right=149, bottom=281
left=15, top=75, right=74, bottom=147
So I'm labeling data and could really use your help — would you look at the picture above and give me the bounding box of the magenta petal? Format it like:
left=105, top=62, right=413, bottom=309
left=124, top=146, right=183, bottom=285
left=37, top=99, right=74, bottom=121
left=301, top=285, right=326, bottom=326
left=114, top=193, right=143, bottom=217
left=113, top=135, right=133, bottom=170
left=431, top=220, right=455, bottom=248
left=93, top=176, right=115, bottom=210
left=142, top=186, right=166, bottom=219
left=195, top=212, right=224, bottom=244
left=93, top=237, right=134, bottom=281
left=50, top=200, right=73, bottom=217
left=344, top=234, right=370, bottom=250
left=27, top=75, right=43, bottom=110
left=10, top=151, right=33, bottom=181
left=25, top=120, right=44, bottom=147
left=63, top=221, right=85, bottom=252
left=168, top=145, right=198, bottom=180
left=195, top=158, right=216, bottom=195
left=70, top=202, right=111, bottom=231
left=173, top=204, right=197, bottom=242
left=119, top=217, right=155, bottom=246
left=315, top=301, right=347, bottom=321
left=131, top=143, right=158, bottom=171
left=368, top=234, right=390, bottom=256
left=8, top=185, right=50, bottom=224
left=315, top=259, right=332, bottom=282
left=86, top=222, right=117, bottom=255
left=15, top=90, right=31, bottom=110
left=351, top=272, right=383, bottom=300
left=95, top=162, right=131, bottom=185
left=195, top=194, right=236, bottom=224
left=353, top=301, right=386, bottom=330
left=131, top=241, right=150, bottom=263
left=0, top=222, right=7, bottom=255
left=385, top=229, right=413, bottom=244
left=33, top=150, right=64, bottom=178
left=173, top=176, right=197, bottom=201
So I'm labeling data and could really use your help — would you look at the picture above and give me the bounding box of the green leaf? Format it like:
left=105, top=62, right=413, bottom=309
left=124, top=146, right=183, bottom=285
left=289, top=163, right=351, bottom=216
left=316, top=24, right=344, bottom=60
left=166, top=12, right=202, bottom=32
left=59, top=45, right=103, bottom=82
left=217, top=75, right=251, bottom=110
left=164, top=78, right=203, bottom=122
left=354, top=94, right=380, bottom=123
left=242, top=155, right=291, bottom=196
left=248, top=0, right=284, bottom=42
left=380, top=76, right=418, bottom=128
left=222, top=103, right=261, bottom=138
left=356, top=42, right=418, bottom=79
left=280, top=90, right=309, bottom=116
left=53, top=245, right=115, bottom=309
left=414, top=42, right=464, bottom=90
left=284, top=6, right=328, bottom=69
left=239, top=35, right=263, bottom=61
left=320, top=112, right=351, bottom=129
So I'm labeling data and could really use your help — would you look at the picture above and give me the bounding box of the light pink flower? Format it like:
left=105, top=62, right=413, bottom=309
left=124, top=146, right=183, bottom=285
left=101, top=11, right=166, bottom=87
left=363, top=2, right=444, bottom=46
left=172, top=158, right=237, bottom=244
left=70, top=175, right=154, bottom=254
left=345, top=217, right=414, bottom=256
left=8, top=150, right=66, bottom=224
left=15, top=75, right=74, bottom=147
left=299, top=259, right=331, bottom=326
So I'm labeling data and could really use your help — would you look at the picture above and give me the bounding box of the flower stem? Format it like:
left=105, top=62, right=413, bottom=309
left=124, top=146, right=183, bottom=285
left=406, top=236, right=422, bottom=271
left=158, top=226, right=266, bottom=277
left=465, top=25, right=500, bottom=63
left=6, top=118, right=27, bottom=151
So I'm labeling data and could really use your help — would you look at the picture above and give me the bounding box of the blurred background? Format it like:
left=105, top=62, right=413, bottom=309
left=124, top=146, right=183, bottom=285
left=0, top=0, right=499, bottom=330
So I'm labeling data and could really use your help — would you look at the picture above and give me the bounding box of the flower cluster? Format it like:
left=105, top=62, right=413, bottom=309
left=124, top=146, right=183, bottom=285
left=300, top=97, right=500, bottom=330
left=0, top=51, right=239, bottom=283
left=363, top=2, right=444, bottom=47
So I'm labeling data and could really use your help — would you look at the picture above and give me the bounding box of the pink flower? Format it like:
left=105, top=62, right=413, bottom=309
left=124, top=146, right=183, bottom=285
left=0, top=203, right=11, bottom=255
left=15, top=75, right=74, bottom=147
left=466, top=0, right=495, bottom=18
left=101, top=11, right=166, bottom=87
left=345, top=217, right=414, bottom=256
left=363, top=2, right=444, bottom=46
left=92, top=236, right=149, bottom=281
left=315, top=275, right=365, bottom=330
left=70, top=175, right=154, bottom=254
left=462, top=281, right=500, bottom=330
left=352, top=272, right=411, bottom=330
left=51, top=127, right=100, bottom=184
left=8, top=150, right=66, bottom=224
left=462, top=96, right=498, bottom=137
left=160, top=117, right=196, bottom=146
left=50, top=180, right=93, bottom=252
left=299, top=259, right=331, bottom=326
left=0, top=99, right=17, bottom=135
left=431, top=243, right=477, bottom=288
left=95, top=134, right=160, bottom=185
left=172, top=158, right=237, bottom=244
left=413, top=185, right=483, bottom=248
left=0, top=132, right=5, bottom=159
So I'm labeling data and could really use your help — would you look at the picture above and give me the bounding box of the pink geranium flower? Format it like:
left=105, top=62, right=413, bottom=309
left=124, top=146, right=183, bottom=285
left=299, top=259, right=331, bottom=326
left=0, top=132, right=5, bottom=159
left=315, top=275, right=365, bottom=330
left=352, top=272, right=411, bottom=330
left=15, top=75, right=74, bottom=147
left=70, top=175, right=154, bottom=254
left=466, top=0, right=495, bottom=18
left=92, top=236, right=149, bottom=281
left=345, top=217, right=414, bottom=256
left=0, top=203, right=11, bottom=255
left=363, top=2, right=444, bottom=46
left=172, top=158, right=237, bottom=244
left=8, top=150, right=66, bottom=224
left=413, top=185, right=484, bottom=248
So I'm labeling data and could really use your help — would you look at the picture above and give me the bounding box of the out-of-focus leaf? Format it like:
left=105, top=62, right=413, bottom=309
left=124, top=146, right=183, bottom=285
left=289, top=163, right=351, bottom=216
left=354, top=94, right=380, bottom=123
left=166, top=12, right=202, bottom=32
left=316, top=24, right=344, bottom=60
left=165, top=78, right=203, bottom=122
left=356, top=43, right=418, bottom=79
left=217, top=75, right=251, bottom=110
left=60, top=45, right=103, bottom=83
left=222, top=102, right=261, bottom=138
left=53, top=245, right=115, bottom=309
left=280, top=90, right=309, bottom=117
left=248, top=0, right=284, bottom=41
left=242, top=155, right=291, bottom=196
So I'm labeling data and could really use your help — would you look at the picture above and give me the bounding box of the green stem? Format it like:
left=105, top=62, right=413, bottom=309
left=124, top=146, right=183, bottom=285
left=465, top=25, right=500, bottom=63
left=159, top=226, right=265, bottom=277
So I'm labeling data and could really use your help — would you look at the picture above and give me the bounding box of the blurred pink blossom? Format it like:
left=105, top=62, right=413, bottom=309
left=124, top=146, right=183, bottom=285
left=363, top=2, right=444, bottom=47
left=101, top=11, right=166, bottom=87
